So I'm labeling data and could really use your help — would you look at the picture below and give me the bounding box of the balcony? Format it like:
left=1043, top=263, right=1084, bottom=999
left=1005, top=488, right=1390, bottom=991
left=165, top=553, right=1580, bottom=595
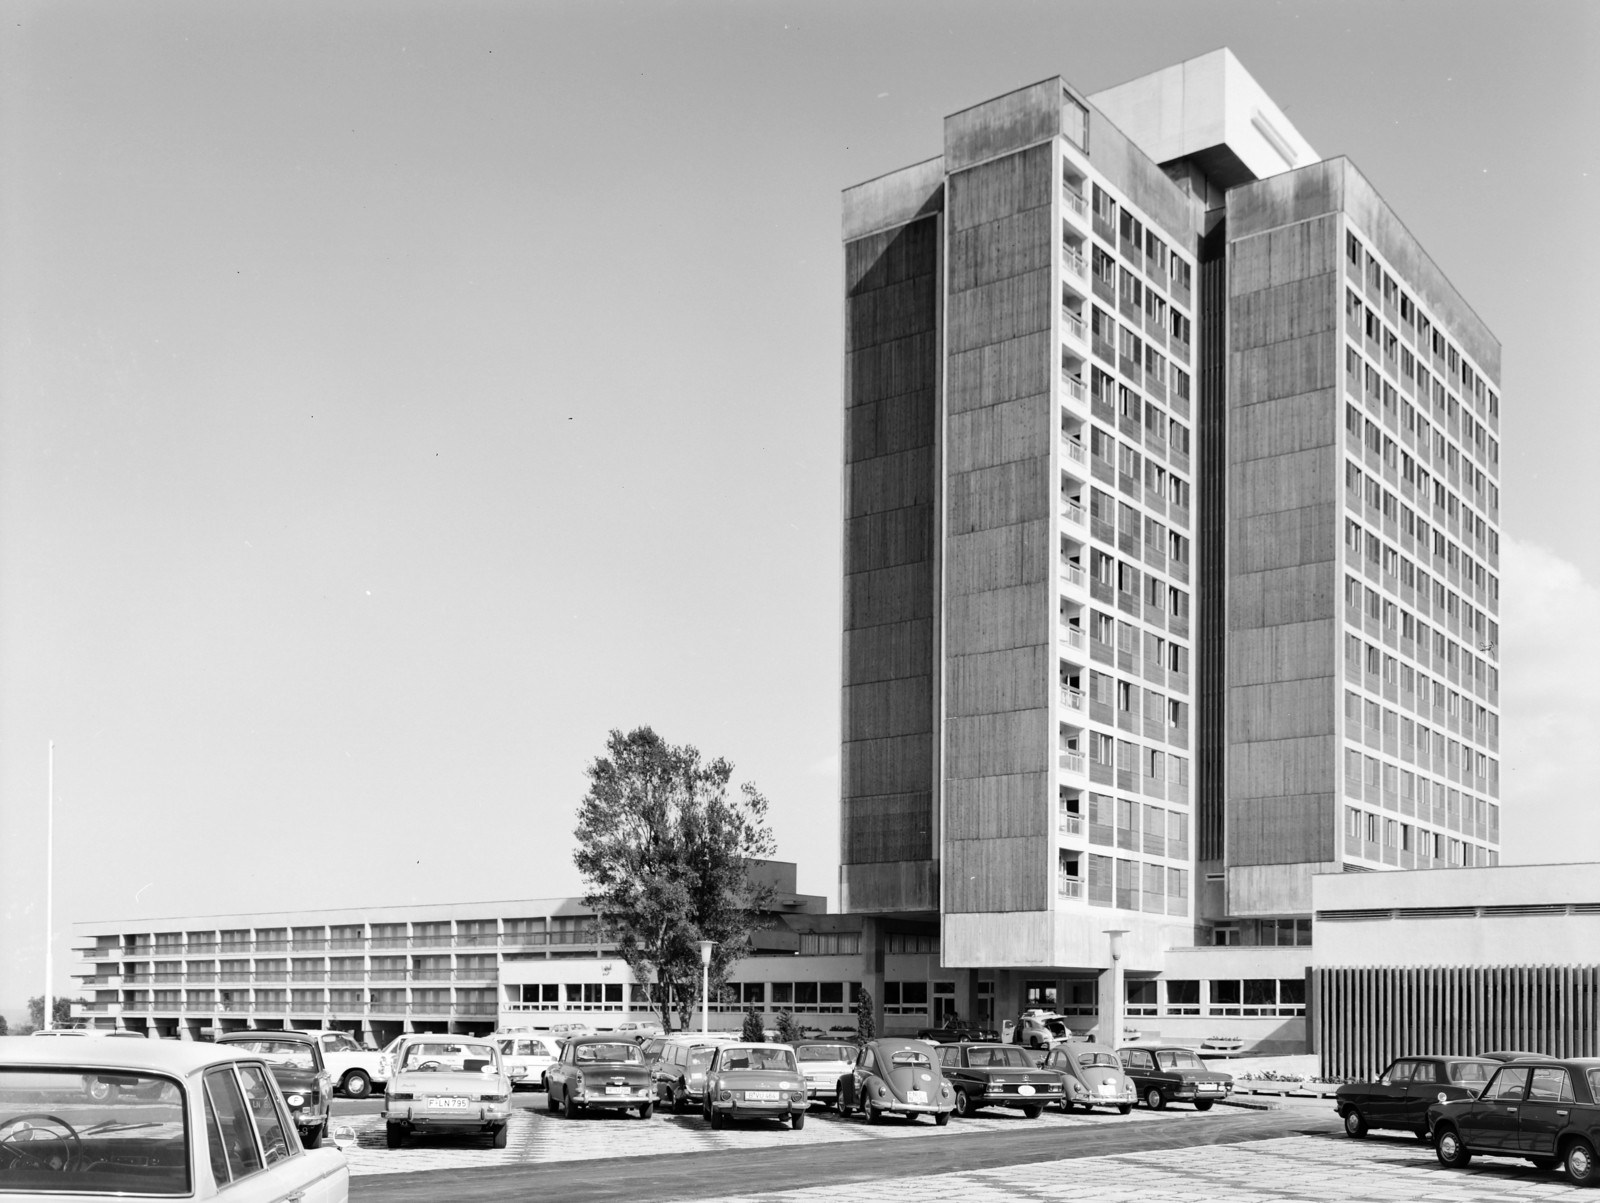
left=77, top=975, right=124, bottom=987
left=1061, top=306, right=1086, bottom=346
left=1059, top=624, right=1086, bottom=653
left=1060, top=561, right=1085, bottom=591
left=1061, top=374, right=1087, bottom=411
left=1062, top=184, right=1088, bottom=223
left=1058, top=876, right=1084, bottom=900
left=1060, top=751, right=1086, bottom=775
left=1061, top=499, right=1085, bottom=529
left=72, top=1002, right=122, bottom=1015
left=1059, top=686, right=1085, bottom=715
left=1058, top=810, right=1084, bottom=838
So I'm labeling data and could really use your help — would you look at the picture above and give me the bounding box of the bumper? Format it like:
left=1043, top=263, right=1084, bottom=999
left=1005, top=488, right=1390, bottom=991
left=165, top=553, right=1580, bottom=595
left=1173, top=1088, right=1231, bottom=1101
left=877, top=1100, right=954, bottom=1115
left=573, top=1092, right=652, bottom=1110
left=1072, top=1090, right=1137, bottom=1107
left=287, top=1102, right=330, bottom=1130
left=980, top=1091, right=1065, bottom=1107
left=384, top=1103, right=512, bottom=1127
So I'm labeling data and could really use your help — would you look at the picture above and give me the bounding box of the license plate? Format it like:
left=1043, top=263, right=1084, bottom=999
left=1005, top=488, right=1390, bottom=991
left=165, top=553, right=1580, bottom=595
left=906, top=1090, right=927, bottom=1104
left=746, top=1090, right=781, bottom=1101
left=605, top=1086, right=632, bottom=1096
left=427, top=1097, right=469, bottom=1109
left=1200, top=1083, right=1222, bottom=1092
left=1017, top=1084, right=1036, bottom=1096
left=1098, top=1082, right=1116, bottom=1094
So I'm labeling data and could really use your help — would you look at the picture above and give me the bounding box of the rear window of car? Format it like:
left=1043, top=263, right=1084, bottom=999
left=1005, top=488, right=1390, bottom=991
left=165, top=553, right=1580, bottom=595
left=573, top=1043, right=642, bottom=1065
left=401, top=1042, right=498, bottom=1072
left=1078, top=1051, right=1121, bottom=1069
left=1449, top=1061, right=1492, bottom=1085
left=223, top=1039, right=315, bottom=1070
left=888, top=1050, right=931, bottom=1067
left=796, top=1045, right=855, bottom=1062
left=967, top=1047, right=1033, bottom=1068
left=720, top=1048, right=796, bottom=1072
left=1156, top=1050, right=1206, bottom=1071
left=1, top=1068, right=189, bottom=1195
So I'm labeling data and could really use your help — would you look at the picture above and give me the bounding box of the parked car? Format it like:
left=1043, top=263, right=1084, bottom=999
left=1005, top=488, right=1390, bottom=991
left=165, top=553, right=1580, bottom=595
left=0, top=1031, right=351, bottom=1199
left=1118, top=1045, right=1233, bottom=1111
left=615, top=1020, right=665, bottom=1040
left=1012, top=1011, right=1071, bottom=1049
left=299, top=1028, right=386, bottom=1099
left=703, top=1043, right=808, bottom=1129
left=214, top=1031, right=334, bottom=1148
left=916, top=1021, right=1000, bottom=1044
left=1335, top=1055, right=1497, bottom=1139
left=836, top=1038, right=954, bottom=1124
left=1429, top=1058, right=1600, bottom=1185
left=1481, top=1050, right=1543, bottom=1062
left=792, top=1040, right=859, bottom=1106
left=493, top=1032, right=558, bottom=1092
left=1040, top=1041, right=1136, bottom=1114
left=380, top=1035, right=512, bottom=1148
left=28, top=1029, right=149, bottom=1039
left=651, top=1040, right=718, bottom=1113
left=546, top=1036, right=654, bottom=1119
left=934, top=1042, right=1064, bottom=1118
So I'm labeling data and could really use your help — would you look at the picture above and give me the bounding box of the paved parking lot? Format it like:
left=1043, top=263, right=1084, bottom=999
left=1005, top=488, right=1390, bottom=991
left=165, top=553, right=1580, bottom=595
left=339, top=1093, right=1206, bottom=1177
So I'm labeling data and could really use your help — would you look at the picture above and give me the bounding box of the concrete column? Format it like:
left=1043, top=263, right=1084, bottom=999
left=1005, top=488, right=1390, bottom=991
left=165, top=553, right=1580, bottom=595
left=1097, top=962, right=1124, bottom=1048
left=994, top=971, right=1022, bottom=1042
left=957, top=968, right=981, bottom=1029
left=859, top=919, right=886, bottom=1036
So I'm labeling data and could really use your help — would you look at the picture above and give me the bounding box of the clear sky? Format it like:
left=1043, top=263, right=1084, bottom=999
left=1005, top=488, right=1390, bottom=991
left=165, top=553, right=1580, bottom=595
left=1, top=1, right=1595, bottom=1020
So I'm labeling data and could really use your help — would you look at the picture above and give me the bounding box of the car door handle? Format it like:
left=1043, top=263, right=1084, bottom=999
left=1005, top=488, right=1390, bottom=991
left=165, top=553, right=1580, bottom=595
left=1506, top=1106, right=1518, bottom=1112
left=1558, top=1110, right=1569, bottom=1116
left=286, top=1193, right=306, bottom=1203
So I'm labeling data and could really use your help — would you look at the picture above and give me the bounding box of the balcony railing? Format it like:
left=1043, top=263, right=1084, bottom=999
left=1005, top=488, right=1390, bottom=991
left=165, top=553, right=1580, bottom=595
left=1063, top=186, right=1088, bottom=220
left=1063, top=245, right=1085, bottom=278
left=1061, top=375, right=1087, bottom=407
left=1061, top=499, right=1084, bottom=528
left=1061, top=751, right=1086, bottom=775
left=1059, top=686, right=1085, bottom=713
left=1058, top=811, right=1084, bottom=837
left=1062, top=307, right=1085, bottom=343
left=1060, top=561, right=1085, bottom=589
left=1060, top=624, right=1085, bottom=652
left=1058, top=876, right=1084, bottom=900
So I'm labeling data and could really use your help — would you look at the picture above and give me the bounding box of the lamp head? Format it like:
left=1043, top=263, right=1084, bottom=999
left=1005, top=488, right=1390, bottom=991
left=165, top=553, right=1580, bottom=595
left=696, top=939, right=717, bottom=966
left=1102, top=928, right=1129, bottom=962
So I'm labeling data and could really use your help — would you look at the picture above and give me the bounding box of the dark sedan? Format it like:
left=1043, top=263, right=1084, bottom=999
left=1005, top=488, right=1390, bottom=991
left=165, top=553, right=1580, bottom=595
left=214, top=1031, right=333, bottom=1147
left=1118, top=1045, right=1232, bottom=1111
left=935, top=1043, right=1064, bottom=1118
left=916, top=1021, right=999, bottom=1044
left=1335, top=1055, right=1495, bottom=1139
left=1429, top=1057, right=1600, bottom=1184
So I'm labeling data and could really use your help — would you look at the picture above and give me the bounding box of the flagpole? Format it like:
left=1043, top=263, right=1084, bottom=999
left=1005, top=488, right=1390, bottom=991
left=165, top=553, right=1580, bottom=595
left=44, top=741, right=54, bottom=1032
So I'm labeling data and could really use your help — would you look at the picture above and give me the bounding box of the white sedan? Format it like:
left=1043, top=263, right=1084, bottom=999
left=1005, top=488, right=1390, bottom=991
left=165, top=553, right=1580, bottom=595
left=0, top=1036, right=349, bottom=1200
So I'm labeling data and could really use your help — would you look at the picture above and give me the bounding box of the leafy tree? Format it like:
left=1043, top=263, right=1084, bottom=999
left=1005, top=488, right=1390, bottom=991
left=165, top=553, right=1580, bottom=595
left=740, top=1006, right=765, bottom=1042
left=775, top=1009, right=801, bottom=1044
left=573, top=727, right=775, bottom=1033
left=0, top=1014, right=8, bottom=1036
left=854, top=987, right=875, bottom=1042
left=27, top=996, right=79, bottom=1030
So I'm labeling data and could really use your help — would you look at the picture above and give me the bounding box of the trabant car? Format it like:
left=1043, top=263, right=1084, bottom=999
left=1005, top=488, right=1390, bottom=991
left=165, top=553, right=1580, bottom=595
left=1119, top=1045, right=1232, bottom=1111
left=615, top=1020, right=665, bottom=1040
left=546, top=1036, right=653, bottom=1119
left=935, top=1043, right=1063, bottom=1118
left=651, top=1039, right=719, bottom=1113
left=492, top=1032, right=557, bottom=1092
left=836, top=1039, right=954, bottom=1124
left=380, top=1036, right=511, bottom=1148
left=792, top=1040, right=858, bottom=1106
left=299, top=1029, right=386, bottom=1099
left=0, top=1032, right=350, bottom=1200
left=1335, top=1054, right=1496, bottom=1139
left=703, top=1044, right=808, bottom=1129
left=1040, top=1041, right=1136, bottom=1114
left=1012, top=1011, right=1071, bottom=1049
left=214, top=1031, right=334, bottom=1148
left=1429, top=1058, right=1600, bottom=1184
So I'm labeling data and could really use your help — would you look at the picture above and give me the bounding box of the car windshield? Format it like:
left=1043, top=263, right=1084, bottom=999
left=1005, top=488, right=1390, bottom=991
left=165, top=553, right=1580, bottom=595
left=401, top=1042, right=497, bottom=1072
left=1449, top=1062, right=1492, bottom=1085
left=574, top=1043, right=642, bottom=1065
left=1156, top=1051, right=1206, bottom=1070
left=967, top=1046, right=1033, bottom=1068
left=888, top=1050, right=931, bottom=1067
left=719, top=1048, right=796, bottom=1072
left=1078, top=1052, right=1121, bottom=1068
left=796, top=1045, right=855, bottom=1062
left=0, top=1068, right=188, bottom=1196
left=225, top=1040, right=314, bottom=1070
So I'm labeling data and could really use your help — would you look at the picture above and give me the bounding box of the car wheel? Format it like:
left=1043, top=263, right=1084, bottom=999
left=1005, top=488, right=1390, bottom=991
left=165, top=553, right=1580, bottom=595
left=301, top=1122, right=324, bottom=1150
left=836, top=1099, right=852, bottom=1117
left=1194, top=1100, right=1214, bottom=1112
left=710, top=1108, right=724, bottom=1130
left=866, top=1104, right=882, bottom=1125
left=546, top=1087, right=559, bottom=1113
left=342, top=1070, right=371, bottom=1100
left=563, top=1089, right=580, bottom=1120
left=1529, top=1156, right=1560, bottom=1172
left=791, top=1111, right=805, bottom=1130
left=86, top=1079, right=117, bottom=1103
left=672, top=1088, right=686, bottom=1115
left=385, top=1122, right=404, bottom=1150
left=540, top=1073, right=549, bottom=1093
left=1118, top=1104, right=1132, bottom=1115
left=1565, top=1138, right=1599, bottom=1186
left=1145, top=1088, right=1165, bottom=1111
left=1435, top=1125, right=1472, bottom=1169
left=491, top=1123, right=508, bottom=1149
left=935, top=1111, right=950, bottom=1127
left=637, top=1103, right=654, bottom=1120
left=1343, top=1107, right=1368, bottom=1138
left=952, top=1090, right=972, bottom=1118
left=1022, top=1104, right=1043, bottom=1119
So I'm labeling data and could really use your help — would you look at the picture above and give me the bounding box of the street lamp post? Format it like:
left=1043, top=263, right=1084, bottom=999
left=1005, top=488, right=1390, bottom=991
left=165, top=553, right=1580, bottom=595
left=697, top=940, right=717, bottom=1034
left=1102, top=929, right=1129, bottom=1049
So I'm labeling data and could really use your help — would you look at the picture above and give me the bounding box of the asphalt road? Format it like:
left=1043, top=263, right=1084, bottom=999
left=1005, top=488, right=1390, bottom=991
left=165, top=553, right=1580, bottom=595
left=349, top=1104, right=1342, bottom=1203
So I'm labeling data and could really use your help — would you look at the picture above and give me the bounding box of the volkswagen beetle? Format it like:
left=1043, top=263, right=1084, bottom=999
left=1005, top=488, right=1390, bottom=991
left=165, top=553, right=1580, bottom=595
left=1040, top=1041, right=1136, bottom=1113
left=835, top=1039, right=954, bottom=1124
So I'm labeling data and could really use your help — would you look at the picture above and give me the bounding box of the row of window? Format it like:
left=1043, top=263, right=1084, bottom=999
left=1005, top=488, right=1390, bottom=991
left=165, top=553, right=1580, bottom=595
left=1083, top=731, right=1191, bottom=786
left=1092, top=367, right=1194, bottom=451
left=1086, top=552, right=1193, bottom=620
left=1083, top=671, right=1191, bottom=728
left=1346, top=449, right=1499, bottom=594
left=1344, top=748, right=1499, bottom=828
left=1087, top=487, right=1193, bottom=556
left=1349, top=574, right=1499, bottom=664
left=1345, top=683, right=1496, bottom=754
left=1090, top=181, right=1194, bottom=300
left=1346, top=230, right=1499, bottom=423
left=1061, top=851, right=1189, bottom=915
left=1344, top=805, right=1496, bottom=866
left=1090, top=301, right=1191, bottom=367
left=1065, top=793, right=1191, bottom=860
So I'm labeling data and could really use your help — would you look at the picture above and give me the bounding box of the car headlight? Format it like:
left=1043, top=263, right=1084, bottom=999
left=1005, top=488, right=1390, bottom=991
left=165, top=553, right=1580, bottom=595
left=790, top=1091, right=805, bottom=1103
left=286, top=1094, right=306, bottom=1108
left=1437, top=1092, right=1449, bottom=1103
left=875, top=1083, right=887, bottom=1096
left=940, top=1083, right=951, bottom=1096
left=718, top=1090, right=732, bottom=1101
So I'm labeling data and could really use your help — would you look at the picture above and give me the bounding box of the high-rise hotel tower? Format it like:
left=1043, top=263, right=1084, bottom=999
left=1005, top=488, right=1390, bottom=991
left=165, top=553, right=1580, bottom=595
left=839, top=50, right=1501, bottom=1018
